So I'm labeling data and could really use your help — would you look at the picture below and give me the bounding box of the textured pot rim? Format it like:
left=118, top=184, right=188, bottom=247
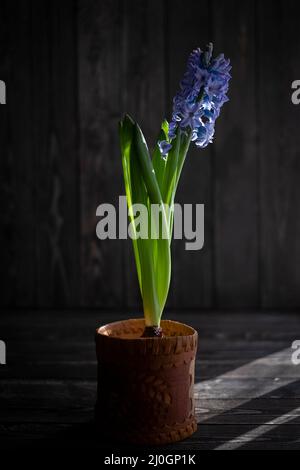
left=96, top=318, right=197, bottom=342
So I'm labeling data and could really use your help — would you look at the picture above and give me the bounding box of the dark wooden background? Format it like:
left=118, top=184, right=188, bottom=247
left=1, top=0, right=300, bottom=311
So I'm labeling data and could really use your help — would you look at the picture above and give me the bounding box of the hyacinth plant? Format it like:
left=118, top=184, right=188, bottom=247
left=119, top=44, right=231, bottom=337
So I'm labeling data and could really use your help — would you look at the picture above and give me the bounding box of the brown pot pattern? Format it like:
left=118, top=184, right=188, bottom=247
left=95, top=319, right=198, bottom=445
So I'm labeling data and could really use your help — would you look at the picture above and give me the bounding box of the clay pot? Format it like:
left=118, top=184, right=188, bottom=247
left=95, top=318, right=198, bottom=445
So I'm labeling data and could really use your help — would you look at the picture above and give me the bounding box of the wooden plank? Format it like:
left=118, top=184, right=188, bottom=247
left=212, top=0, right=259, bottom=307
left=0, top=335, right=295, bottom=354
left=31, top=2, right=79, bottom=306
left=1, top=349, right=297, bottom=383
left=120, top=0, right=166, bottom=310
left=0, top=408, right=93, bottom=424
left=0, top=422, right=299, bottom=450
left=0, top=380, right=97, bottom=409
left=48, top=1, right=80, bottom=305
left=0, top=0, right=36, bottom=306
left=258, top=0, right=300, bottom=307
left=1, top=398, right=300, bottom=426
left=78, top=0, right=124, bottom=307
left=2, top=312, right=298, bottom=343
left=167, top=0, right=213, bottom=309
left=1, top=337, right=294, bottom=352
left=0, top=0, right=12, bottom=304
left=2, top=355, right=299, bottom=381
left=0, top=362, right=97, bottom=380
left=195, top=378, right=300, bottom=400
left=1, top=377, right=299, bottom=406
left=171, top=421, right=300, bottom=450
left=197, top=398, right=300, bottom=423
left=30, top=2, right=51, bottom=306
left=1, top=309, right=300, bottom=334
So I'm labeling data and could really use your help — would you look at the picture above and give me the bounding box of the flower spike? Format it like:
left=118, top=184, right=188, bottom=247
left=159, top=43, right=231, bottom=155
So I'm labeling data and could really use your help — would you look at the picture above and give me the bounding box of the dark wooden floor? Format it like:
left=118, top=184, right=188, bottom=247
left=0, top=311, right=300, bottom=450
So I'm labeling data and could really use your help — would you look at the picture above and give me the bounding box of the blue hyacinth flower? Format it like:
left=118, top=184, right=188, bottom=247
left=159, top=43, right=231, bottom=154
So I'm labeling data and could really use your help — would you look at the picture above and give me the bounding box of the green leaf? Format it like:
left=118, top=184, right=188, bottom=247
left=129, top=146, right=160, bottom=324
left=119, top=117, right=191, bottom=327
left=133, top=123, right=171, bottom=321
left=119, top=115, right=142, bottom=290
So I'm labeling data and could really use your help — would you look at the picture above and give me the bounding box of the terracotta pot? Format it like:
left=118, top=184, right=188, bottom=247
left=95, top=318, right=198, bottom=445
